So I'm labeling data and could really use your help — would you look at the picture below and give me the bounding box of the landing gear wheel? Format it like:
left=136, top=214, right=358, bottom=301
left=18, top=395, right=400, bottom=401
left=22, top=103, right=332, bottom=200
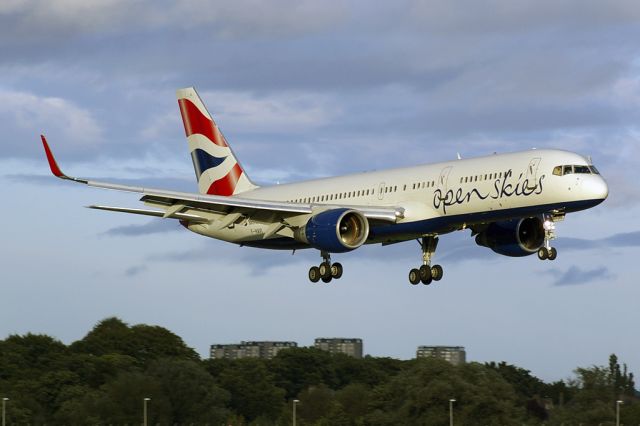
left=548, top=247, right=557, bottom=261
left=321, top=275, right=332, bottom=283
left=409, top=269, right=421, bottom=285
left=419, top=265, right=432, bottom=281
left=537, top=247, right=549, bottom=260
left=422, top=275, right=433, bottom=285
left=431, top=264, right=444, bottom=281
left=309, top=266, right=321, bottom=283
left=319, top=261, right=332, bottom=278
left=331, top=262, right=343, bottom=279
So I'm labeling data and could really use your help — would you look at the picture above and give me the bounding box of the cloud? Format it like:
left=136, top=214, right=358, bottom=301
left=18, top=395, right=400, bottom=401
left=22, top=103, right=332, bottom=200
left=124, top=265, right=147, bottom=277
left=0, top=89, right=102, bottom=158
left=557, top=231, right=640, bottom=251
left=605, top=231, right=640, bottom=247
left=147, top=241, right=317, bottom=274
left=201, top=90, right=335, bottom=133
left=104, top=219, right=181, bottom=237
left=547, top=265, right=614, bottom=287
left=0, top=0, right=346, bottom=44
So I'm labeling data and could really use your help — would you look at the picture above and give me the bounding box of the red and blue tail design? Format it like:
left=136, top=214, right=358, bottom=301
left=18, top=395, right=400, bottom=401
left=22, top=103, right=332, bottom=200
left=177, top=87, right=257, bottom=196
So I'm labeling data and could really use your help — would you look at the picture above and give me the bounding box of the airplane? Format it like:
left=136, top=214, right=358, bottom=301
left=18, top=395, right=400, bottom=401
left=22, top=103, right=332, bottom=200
left=41, top=87, right=609, bottom=285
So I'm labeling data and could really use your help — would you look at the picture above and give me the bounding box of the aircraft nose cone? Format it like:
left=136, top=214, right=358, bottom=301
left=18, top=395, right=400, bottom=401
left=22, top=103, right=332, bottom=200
left=587, top=176, right=609, bottom=200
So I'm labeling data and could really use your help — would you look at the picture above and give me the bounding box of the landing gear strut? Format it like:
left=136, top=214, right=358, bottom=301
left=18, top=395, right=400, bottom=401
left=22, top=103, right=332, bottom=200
left=309, top=251, right=343, bottom=283
left=408, top=236, right=444, bottom=286
left=538, top=213, right=559, bottom=261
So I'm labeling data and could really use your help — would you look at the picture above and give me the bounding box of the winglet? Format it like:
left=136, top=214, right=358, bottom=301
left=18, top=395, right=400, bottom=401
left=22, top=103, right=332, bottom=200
left=41, top=135, right=68, bottom=179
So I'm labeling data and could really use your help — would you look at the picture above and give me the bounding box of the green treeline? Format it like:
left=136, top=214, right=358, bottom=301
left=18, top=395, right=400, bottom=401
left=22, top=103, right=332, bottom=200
left=0, top=317, right=637, bottom=425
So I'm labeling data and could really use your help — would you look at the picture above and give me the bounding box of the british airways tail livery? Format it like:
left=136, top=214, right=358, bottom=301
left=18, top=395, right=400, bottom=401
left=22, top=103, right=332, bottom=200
left=41, top=87, right=609, bottom=285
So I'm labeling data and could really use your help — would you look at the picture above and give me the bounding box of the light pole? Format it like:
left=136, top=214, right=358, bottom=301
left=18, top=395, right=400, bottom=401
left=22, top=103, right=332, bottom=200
left=143, top=397, right=151, bottom=426
left=292, top=399, right=299, bottom=426
left=2, top=398, right=8, bottom=426
left=449, top=398, right=456, bottom=426
left=616, top=400, right=623, bottom=426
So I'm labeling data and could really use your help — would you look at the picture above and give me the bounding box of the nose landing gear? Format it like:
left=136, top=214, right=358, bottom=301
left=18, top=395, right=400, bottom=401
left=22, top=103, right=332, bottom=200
left=309, top=251, right=343, bottom=283
left=538, top=213, right=560, bottom=261
left=409, top=236, right=444, bottom=286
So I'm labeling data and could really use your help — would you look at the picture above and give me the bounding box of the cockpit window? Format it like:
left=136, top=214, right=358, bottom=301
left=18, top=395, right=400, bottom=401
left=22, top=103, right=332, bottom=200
left=554, top=164, right=598, bottom=176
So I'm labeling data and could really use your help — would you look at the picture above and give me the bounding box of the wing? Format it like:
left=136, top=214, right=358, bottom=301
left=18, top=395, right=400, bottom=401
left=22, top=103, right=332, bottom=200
left=41, top=136, right=404, bottom=226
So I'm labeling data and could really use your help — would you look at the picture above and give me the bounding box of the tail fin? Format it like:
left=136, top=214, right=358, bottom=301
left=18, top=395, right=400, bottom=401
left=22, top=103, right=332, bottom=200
left=177, top=87, right=258, bottom=196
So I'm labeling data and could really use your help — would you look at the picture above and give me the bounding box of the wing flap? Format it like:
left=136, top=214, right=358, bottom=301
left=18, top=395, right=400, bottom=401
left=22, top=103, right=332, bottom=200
left=88, top=205, right=209, bottom=223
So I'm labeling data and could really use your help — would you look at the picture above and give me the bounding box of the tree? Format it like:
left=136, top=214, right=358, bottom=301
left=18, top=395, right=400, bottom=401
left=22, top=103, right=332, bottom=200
left=485, top=361, right=549, bottom=420
left=366, top=359, right=525, bottom=425
left=70, top=317, right=199, bottom=364
left=216, top=358, right=284, bottom=422
left=147, top=358, right=230, bottom=424
left=270, top=348, right=338, bottom=399
left=56, top=359, right=230, bottom=424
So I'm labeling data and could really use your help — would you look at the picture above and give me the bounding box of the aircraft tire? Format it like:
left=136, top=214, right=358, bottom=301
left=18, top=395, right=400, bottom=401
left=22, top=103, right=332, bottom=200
left=409, top=269, right=421, bottom=285
left=548, top=247, right=557, bottom=260
left=309, top=266, right=321, bottom=283
left=431, top=265, right=443, bottom=281
left=331, top=262, right=343, bottom=279
left=319, top=261, right=331, bottom=278
left=537, top=247, right=549, bottom=260
left=321, top=275, right=332, bottom=283
left=419, top=265, right=432, bottom=281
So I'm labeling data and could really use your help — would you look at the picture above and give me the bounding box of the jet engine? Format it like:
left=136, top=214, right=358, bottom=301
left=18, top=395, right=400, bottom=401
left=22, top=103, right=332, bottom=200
left=295, top=208, right=369, bottom=253
left=475, top=217, right=545, bottom=257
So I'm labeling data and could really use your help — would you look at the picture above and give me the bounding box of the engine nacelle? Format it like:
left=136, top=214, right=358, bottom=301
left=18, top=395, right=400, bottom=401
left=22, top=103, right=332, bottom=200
left=295, top=208, right=369, bottom=253
left=475, top=217, right=545, bottom=257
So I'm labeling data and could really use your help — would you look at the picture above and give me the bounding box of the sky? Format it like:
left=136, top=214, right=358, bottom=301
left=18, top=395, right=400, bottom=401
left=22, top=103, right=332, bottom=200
left=1, top=0, right=640, bottom=383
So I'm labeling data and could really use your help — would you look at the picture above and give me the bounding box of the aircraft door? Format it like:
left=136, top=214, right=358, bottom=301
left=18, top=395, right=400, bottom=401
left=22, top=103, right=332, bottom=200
left=437, top=166, right=453, bottom=193
left=526, top=157, right=541, bottom=189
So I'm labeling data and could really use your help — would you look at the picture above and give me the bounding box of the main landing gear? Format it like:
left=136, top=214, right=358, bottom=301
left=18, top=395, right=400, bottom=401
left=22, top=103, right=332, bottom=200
left=538, top=213, right=559, bottom=261
left=408, top=236, right=444, bottom=286
left=308, top=251, right=343, bottom=283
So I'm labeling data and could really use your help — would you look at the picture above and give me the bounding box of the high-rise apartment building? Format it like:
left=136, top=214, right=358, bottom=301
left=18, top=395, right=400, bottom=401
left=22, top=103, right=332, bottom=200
left=314, top=338, right=363, bottom=358
left=210, top=341, right=297, bottom=359
left=416, top=346, right=466, bottom=365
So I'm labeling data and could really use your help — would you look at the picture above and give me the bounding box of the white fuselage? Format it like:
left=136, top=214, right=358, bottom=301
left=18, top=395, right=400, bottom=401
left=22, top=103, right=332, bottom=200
left=186, top=149, right=608, bottom=247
